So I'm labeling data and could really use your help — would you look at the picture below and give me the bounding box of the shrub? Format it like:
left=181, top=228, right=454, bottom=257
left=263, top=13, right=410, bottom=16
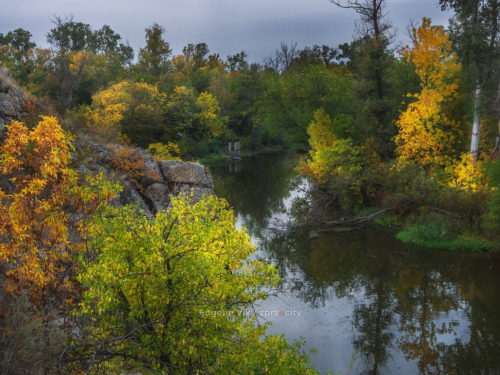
left=188, top=139, right=210, bottom=157
left=109, top=145, right=162, bottom=190
left=146, top=142, right=182, bottom=161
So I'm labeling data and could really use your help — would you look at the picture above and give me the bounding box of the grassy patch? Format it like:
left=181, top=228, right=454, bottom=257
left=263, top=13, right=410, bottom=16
left=396, top=213, right=495, bottom=251
left=396, top=230, right=493, bottom=251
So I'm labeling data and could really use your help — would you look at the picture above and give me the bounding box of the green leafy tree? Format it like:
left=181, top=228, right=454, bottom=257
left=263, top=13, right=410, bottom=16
left=0, top=29, right=42, bottom=86
left=45, top=18, right=133, bottom=107
left=163, top=85, right=197, bottom=137
left=46, top=15, right=93, bottom=52
left=296, top=45, right=339, bottom=66
left=255, top=62, right=354, bottom=150
left=138, top=23, right=172, bottom=79
left=298, top=108, right=367, bottom=203
left=332, top=0, right=397, bottom=156
left=75, top=194, right=319, bottom=374
left=0, top=28, right=36, bottom=51
left=89, top=24, right=121, bottom=54
left=226, top=50, right=249, bottom=72
left=223, top=63, right=264, bottom=146
left=182, top=42, right=210, bottom=70
left=45, top=15, right=94, bottom=108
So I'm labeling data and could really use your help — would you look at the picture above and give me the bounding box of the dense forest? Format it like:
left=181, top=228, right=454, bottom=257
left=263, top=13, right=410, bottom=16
left=2, top=0, right=500, bottom=373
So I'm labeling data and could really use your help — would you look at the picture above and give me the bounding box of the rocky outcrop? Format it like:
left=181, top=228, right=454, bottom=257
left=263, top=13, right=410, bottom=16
left=0, top=68, right=27, bottom=134
left=159, top=160, right=214, bottom=187
left=118, top=181, right=155, bottom=219
left=81, top=144, right=215, bottom=217
left=158, top=160, right=215, bottom=202
left=136, top=149, right=163, bottom=188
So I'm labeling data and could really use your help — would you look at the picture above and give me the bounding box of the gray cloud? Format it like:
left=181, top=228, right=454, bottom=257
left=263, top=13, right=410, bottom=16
left=1, top=0, right=453, bottom=62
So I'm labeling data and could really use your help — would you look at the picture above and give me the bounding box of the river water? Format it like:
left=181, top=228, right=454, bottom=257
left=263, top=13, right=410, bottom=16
left=208, top=153, right=500, bottom=375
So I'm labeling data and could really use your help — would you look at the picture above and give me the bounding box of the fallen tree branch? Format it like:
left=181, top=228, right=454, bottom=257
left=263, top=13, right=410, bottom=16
left=431, top=207, right=461, bottom=220
left=323, top=207, right=395, bottom=228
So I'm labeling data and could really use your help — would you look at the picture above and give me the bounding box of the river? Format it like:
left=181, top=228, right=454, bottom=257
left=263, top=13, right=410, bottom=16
left=208, top=153, right=500, bottom=375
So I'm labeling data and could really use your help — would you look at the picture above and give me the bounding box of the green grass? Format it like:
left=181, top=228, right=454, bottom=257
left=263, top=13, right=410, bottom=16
left=352, top=209, right=497, bottom=252
left=395, top=215, right=496, bottom=252
left=396, top=230, right=493, bottom=251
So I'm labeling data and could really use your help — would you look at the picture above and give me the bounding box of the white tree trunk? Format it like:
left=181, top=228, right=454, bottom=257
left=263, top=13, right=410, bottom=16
left=470, top=84, right=482, bottom=160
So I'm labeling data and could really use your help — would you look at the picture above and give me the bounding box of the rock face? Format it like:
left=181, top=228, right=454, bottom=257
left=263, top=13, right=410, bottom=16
left=159, top=161, right=214, bottom=187
left=158, top=160, right=215, bottom=203
left=82, top=144, right=215, bottom=217
left=128, top=157, right=215, bottom=215
left=0, top=68, right=27, bottom=133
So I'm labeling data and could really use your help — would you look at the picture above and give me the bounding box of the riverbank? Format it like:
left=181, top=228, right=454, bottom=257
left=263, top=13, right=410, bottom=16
left=297, top=186, right=500, bottom=253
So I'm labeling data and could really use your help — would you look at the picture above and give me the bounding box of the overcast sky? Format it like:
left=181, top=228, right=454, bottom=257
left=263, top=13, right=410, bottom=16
left=1, top=0, right=453, bottom=63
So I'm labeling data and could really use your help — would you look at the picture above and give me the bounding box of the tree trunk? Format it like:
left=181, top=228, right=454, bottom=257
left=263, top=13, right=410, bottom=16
left=470, top=3, right=482, bottom=161
left=470, top=83, right=482, bottom=160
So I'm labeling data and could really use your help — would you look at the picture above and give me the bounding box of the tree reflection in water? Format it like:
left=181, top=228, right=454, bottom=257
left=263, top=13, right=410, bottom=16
left=209, top=153, right=500, bottom=375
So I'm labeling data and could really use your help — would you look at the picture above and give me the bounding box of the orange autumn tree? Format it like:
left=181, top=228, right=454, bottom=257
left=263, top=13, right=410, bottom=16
left=395, top=18, right=462, bottom=173
left=0, top=116, right=118, bottom=308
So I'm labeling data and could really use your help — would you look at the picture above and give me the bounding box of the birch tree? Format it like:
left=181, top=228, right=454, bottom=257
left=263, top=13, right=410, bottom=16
left=440, top=0, right=500, bottom=160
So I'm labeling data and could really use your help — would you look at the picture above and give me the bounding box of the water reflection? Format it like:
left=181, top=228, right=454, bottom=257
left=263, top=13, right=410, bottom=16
left=209, top=154, right=299, bottom=237
left=209, top=154, right=500, bottom=375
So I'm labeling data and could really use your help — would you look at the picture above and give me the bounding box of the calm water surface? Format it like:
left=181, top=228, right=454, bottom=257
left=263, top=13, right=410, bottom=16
left=208, top=153, right=500, bottom=375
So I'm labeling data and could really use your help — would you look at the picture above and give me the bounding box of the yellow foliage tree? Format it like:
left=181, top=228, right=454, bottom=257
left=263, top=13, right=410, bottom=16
left=395, top=18, right=462, bottom=170
left=447, top=152, right=488, bottom=193
left=89, top=80, right=130, bottom=129
left=298, top=108, right=365, bottom=201
left=89, top=80, right=167, bottom=144
left=0, top=116, right=119, bottom=307
left=90, top=81, right=226, bottom=146
left=195, top=91, right=227, bottom=139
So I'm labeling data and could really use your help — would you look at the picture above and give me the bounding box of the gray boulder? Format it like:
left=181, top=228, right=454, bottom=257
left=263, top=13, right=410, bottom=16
left=158, top=160, right=215, bottom=204
left=0, top=68, right=27, bottom=134
left=159, top=160, right=214, bottom=189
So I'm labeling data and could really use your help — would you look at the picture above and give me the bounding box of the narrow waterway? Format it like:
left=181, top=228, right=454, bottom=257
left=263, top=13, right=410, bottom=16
left=208, top=153, right=500, bottom=375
